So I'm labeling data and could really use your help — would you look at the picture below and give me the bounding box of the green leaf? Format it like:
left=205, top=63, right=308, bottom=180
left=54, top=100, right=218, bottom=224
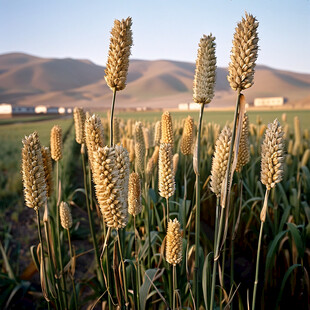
left=140, top=268, right=158, bottom=310
left=202, top=252, right=213, bottom=310
left=275, top=264, right=301, bottom=309
left=287, top=223, right=305, bottom=258
left=0, top=241, right=16, bottom=281
left=278, top=204, right=291, bottom=233
left=265, top=230, right=288, bottom=275
left=148, top=188, right=157, bottom=204
left=30, top=245, right=40, bottom=272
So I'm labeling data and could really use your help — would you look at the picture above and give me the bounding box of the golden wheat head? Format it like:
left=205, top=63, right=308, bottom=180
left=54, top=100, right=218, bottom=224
left=85, top=114, right=105, bottom=171
left=22, top=132, right=47, bottom=211
left=128, top=172, right=142, bottom=216
left=161, top=112, right=174, bottom=145
left=105, top=17, right=133, bottom=91
left=236, top=113, right=250, bottom=172
left=92, top=145, right=129, bottom=229
left=41, top=146, right=53, bottom=197
left=227, top=12, right=259, bottom=91
left=60, top=201, right=73, bottom=229
left=193, top=34, right=216, bottom=104
left=158, top=143, right=175, bottom=199
left=73, top=107, right=86, bottom=144
left=166, top=218, right=182, bottom=266
left=50, top=125, right=63, bottom=161
left=180, top=116, right=194, bottom=155
left=210, top=126, right=232, bottom=197
left=261, top=119, right=285, bottom=190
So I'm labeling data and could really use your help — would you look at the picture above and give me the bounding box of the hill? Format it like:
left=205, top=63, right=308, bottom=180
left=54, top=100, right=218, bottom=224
left=0, top=52, right=309, bottom=109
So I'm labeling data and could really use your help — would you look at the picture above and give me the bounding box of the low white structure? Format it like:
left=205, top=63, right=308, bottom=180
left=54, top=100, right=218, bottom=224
left=58, top=107, right=66, bottom=114
left=0, top=103, right=12, bottom=114
left=254, top=97, right=284, bottom=107
left=189, top=102, right=201, bottom=110
left=178, top=103, right=190, bottom=110
left=35, top=105, right=47, bottom=114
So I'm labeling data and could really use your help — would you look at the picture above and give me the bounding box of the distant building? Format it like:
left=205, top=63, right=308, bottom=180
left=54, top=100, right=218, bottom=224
left=47, top=107, right=59, bottom=114
left=178, top=103, right=190, bottom=110
left=189, top=102, right=201, bottom=110
left=35, top=105, right=47, bottom=114
left=13, top=106, right=35, bottom=114
left=254, top=97, right=284, bottom=107
left=0, top=103, right=12, bottom=114
left=58, top=107, right=66, bottom=114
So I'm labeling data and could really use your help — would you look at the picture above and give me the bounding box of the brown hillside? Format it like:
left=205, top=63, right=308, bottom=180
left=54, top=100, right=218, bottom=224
left=0, top=53, right=309, bottom=109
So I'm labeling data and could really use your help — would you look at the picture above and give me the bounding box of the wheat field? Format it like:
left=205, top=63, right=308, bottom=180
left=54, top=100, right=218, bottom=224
left=1, top=12, right=310, bottom=310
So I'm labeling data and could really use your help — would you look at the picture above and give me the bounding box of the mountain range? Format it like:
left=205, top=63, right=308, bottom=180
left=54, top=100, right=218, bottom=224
left=0, top=52, right=309, bottom=109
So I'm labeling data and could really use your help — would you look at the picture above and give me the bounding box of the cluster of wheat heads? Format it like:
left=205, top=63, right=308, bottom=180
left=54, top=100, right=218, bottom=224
left=19, top=13, right=310, bottom=310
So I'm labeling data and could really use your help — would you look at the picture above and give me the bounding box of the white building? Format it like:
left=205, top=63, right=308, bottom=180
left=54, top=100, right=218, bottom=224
left=0, top=103, right=12, bottom=114
left=35, top=105, right=47, bottom=114
left=254, top=97, right=284, bottom=107
left=58, top=107, right=66, bottom=114
left=178, top=103, right=190, bottom=110
left=189, top=102, right=201, bottom=110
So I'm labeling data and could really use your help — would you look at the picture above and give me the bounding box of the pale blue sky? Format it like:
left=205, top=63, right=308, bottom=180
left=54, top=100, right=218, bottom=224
left=0, top=0, right=309, bottom=73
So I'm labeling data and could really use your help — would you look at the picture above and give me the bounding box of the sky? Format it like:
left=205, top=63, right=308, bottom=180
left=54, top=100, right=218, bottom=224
left=0, top=0, right=310, bottom=73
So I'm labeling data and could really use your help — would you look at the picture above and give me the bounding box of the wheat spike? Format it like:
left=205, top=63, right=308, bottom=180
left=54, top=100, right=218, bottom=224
left=129, top=139, right=135, bottom=163
left=193, top=34, right=216, bottom=104
left=210, top=126, right=232, bottom=197
left=166, top=218, right=182, bottom=266
left=73, top=107, right=86, bottom=144
left=261, top=119, right=285, bottom=190
left=301, top=149, right=310, bottom=167
left=180, top=116, right=194, bottom=155
left=161, top=112, right=174, bottom=145
left=143, top=128, right=150, bottom=150
left=134, top=122, right=145, bottom=172
left=236, top=113, right=250, bottom=172
left=146, top=146, right=160, bottom=177
left=158, top=143, right=175, bottom=199
left=22, top=132, right=47, bottom=211
left=105, top=17, right=133, bottom=91
left=92, top=145, right=129, bottom=229
left=128, top=172, right=142, bottom=216
left=154, top=121, right=162, bottom=146
left=173, top=153, right=179, bottom=176
left=85, top=114, right=105, bottom=171
left=41, top=146, right=53, bottom=197
left=227, top=12, right=259, bottom=91
left=50, top=125, right=63, bottom=161
left=60, top=201, right=73, bottom=229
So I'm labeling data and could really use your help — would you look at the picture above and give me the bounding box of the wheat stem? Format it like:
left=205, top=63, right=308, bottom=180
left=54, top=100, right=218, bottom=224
left=173, top=265, right=176, bottom=310
left=81, top=151, right=104, bottom=287
left=117, top=230, right=128, bottom=309
left=194, top=103, right=204, bottom=306
left=210, top=206, right=225, bottom=310
left=55, top=161, right=68, bottom=309
left=252, top=189, right=269, bottom=310
left=67, top=229, right=78, bottom=310
left=110, top=88, right=117, bottom=147
left=36, top=209, right=51, bottom=305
